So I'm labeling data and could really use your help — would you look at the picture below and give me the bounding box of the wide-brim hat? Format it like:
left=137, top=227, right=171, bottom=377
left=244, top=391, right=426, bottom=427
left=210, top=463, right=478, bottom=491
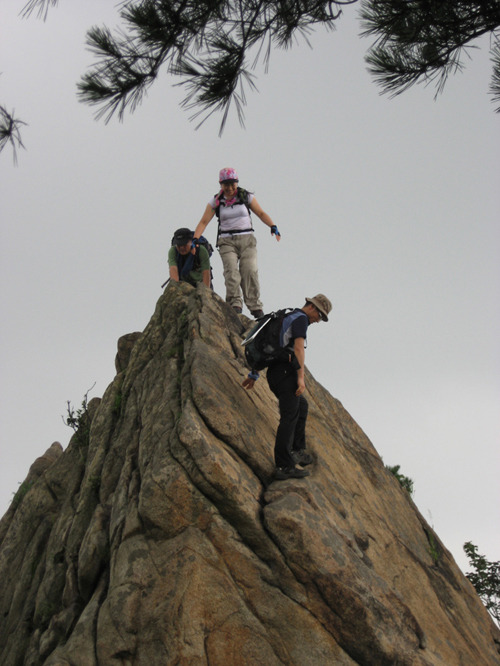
left=305, top=294, right=332, bottom=322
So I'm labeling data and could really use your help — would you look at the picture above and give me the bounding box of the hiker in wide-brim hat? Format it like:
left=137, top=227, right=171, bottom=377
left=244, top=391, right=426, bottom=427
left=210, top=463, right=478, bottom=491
left=193, top=167, right=281, bottom=319
left=242, top=293, right=333, bottom=480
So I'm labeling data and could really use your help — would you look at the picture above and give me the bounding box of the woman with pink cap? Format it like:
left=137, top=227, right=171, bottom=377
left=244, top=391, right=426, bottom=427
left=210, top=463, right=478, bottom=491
left=193, top=167, right=280, bottom=318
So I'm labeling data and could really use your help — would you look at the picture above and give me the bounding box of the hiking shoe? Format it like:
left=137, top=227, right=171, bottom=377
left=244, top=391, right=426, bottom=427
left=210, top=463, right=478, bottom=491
left=274, top=466, right=310, bottom=480
left=291, top=449, right=313, bottom=466
left=251, top=309, right=264, bottom=319
left=233, top=306, right=243, bottom=314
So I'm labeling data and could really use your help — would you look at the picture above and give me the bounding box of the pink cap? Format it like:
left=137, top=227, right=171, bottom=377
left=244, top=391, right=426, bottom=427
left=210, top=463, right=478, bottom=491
left=219, top=167, right=239, bottom=182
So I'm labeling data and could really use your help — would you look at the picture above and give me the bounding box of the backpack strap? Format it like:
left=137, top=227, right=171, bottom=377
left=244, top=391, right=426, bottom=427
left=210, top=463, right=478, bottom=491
left=176, top=249, right=196, bottom=279
left=214, top=187, right=253, bottom=245
left=214, top=187, right=251, bottom=218
left=192, top=245, right=201, bottom=271
left=280, top=309, right=308, bottom=349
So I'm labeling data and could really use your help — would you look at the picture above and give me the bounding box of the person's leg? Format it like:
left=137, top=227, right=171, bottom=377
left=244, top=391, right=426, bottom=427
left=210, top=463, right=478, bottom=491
left=289, top=396, right=313, bottom=465
left=292, top=396, right=308, bottom=452
left=238, top=234, right=263, bottom=312
left=267, top=364, right=300, bottom=468
left=218, top=239, right=242, bottom=309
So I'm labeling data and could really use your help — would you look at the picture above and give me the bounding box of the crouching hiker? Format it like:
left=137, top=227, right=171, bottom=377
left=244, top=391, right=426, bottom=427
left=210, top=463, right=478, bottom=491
left=242, top=294, right=332, bottom=480
left=168, top=228, right=211, bottom=287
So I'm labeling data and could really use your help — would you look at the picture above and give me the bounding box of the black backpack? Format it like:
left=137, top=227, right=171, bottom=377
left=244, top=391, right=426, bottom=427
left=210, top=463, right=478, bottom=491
left=242, top=309, right=295, bottom=371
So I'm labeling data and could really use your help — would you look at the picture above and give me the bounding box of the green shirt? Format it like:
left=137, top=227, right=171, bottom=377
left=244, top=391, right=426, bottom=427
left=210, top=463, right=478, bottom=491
left=168, top=245, right=210, bottom=286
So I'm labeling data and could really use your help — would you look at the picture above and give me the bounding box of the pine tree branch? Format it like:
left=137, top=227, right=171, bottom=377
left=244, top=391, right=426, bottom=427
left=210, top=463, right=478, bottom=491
left=0, top=105, right=27, bottom=165
left=21, top=0, right=59, bottom=20
left=77, top=0, right=350, bottom=131
left=361, top=0, right=500, bottom=105
left=490, top=35, right=500, bottom=111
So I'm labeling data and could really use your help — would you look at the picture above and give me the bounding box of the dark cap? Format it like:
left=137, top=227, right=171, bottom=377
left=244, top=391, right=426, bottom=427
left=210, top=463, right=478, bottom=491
left=173, top=228, right=194, bottom=245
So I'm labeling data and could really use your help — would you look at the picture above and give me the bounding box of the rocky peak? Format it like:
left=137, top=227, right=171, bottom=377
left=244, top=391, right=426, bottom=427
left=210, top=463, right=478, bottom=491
left=1, top=282, right=499, bottom=665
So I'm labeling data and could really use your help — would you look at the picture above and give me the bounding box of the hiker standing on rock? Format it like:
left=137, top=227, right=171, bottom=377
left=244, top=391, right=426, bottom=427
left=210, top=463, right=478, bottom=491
left=168, top=228, right=211, bottom=287
left=242, top=294, right=332, bottom=480
left=193, top=167, right=281, bottom=319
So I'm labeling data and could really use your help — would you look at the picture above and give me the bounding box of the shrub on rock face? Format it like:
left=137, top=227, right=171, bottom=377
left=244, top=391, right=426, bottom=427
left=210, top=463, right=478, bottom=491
left=386, top=464, right=414, bottom=497
left=464, top=541, right=500, bottom=627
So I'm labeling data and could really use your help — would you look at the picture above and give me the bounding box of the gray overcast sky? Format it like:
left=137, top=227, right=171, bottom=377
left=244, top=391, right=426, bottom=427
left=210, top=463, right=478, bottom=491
left=1, top=1, right=499, bottom=576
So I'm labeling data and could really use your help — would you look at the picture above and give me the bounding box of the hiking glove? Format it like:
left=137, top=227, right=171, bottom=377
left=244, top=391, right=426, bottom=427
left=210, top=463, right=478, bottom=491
left=270, top=225, right=280, bottom=238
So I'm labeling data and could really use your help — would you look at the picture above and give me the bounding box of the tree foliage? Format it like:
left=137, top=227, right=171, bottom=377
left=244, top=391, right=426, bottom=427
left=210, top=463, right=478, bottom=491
left=463, top=541, right=500, bottom=627
left=76, top=0, right=355, bottom=133
left=0, top=105, right=27, bottom=165
left=76, top=0, right=500, bottom=123
left=21, top=0, right=59, bottom=20
left=360, top=0, right=500, bottom=110
left=3, top=0, right=498, bottom=162
left=386, top=464, right=414, bottom=496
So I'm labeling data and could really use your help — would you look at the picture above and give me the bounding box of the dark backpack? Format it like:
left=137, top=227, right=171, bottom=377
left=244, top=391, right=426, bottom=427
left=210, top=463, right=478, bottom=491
left=242, top=309, right=295, bottom=371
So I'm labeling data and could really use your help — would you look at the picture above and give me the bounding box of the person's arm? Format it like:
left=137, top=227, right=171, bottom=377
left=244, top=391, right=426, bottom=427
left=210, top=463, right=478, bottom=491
left=242, top=369, right=259, bottom=390
left=194, top=204, right=216, bottom=240
left=168, top=247, right=180, bottom=282
left=249, top=197, right=281, bottom=241
left=198, top=246, right=211, bottom=287
left=294, top=337, right=306, bottom=396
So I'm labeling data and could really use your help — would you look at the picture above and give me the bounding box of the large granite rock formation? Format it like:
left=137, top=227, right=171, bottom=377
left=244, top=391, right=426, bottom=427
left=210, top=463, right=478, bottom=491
left=0, top=282, right=498, bottom=665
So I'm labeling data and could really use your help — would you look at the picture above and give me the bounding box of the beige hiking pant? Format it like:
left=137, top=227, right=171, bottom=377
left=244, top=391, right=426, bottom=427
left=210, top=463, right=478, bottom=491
left=218, top=234, right=263, bottom=312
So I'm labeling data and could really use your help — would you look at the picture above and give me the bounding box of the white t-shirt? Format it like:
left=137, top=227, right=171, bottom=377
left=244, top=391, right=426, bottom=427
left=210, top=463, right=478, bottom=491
left=209, top=192, right=255, bottom=237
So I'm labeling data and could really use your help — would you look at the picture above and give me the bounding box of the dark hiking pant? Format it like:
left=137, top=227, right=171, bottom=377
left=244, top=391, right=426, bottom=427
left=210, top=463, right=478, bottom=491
left=266, top=362, right=308, bottom=468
